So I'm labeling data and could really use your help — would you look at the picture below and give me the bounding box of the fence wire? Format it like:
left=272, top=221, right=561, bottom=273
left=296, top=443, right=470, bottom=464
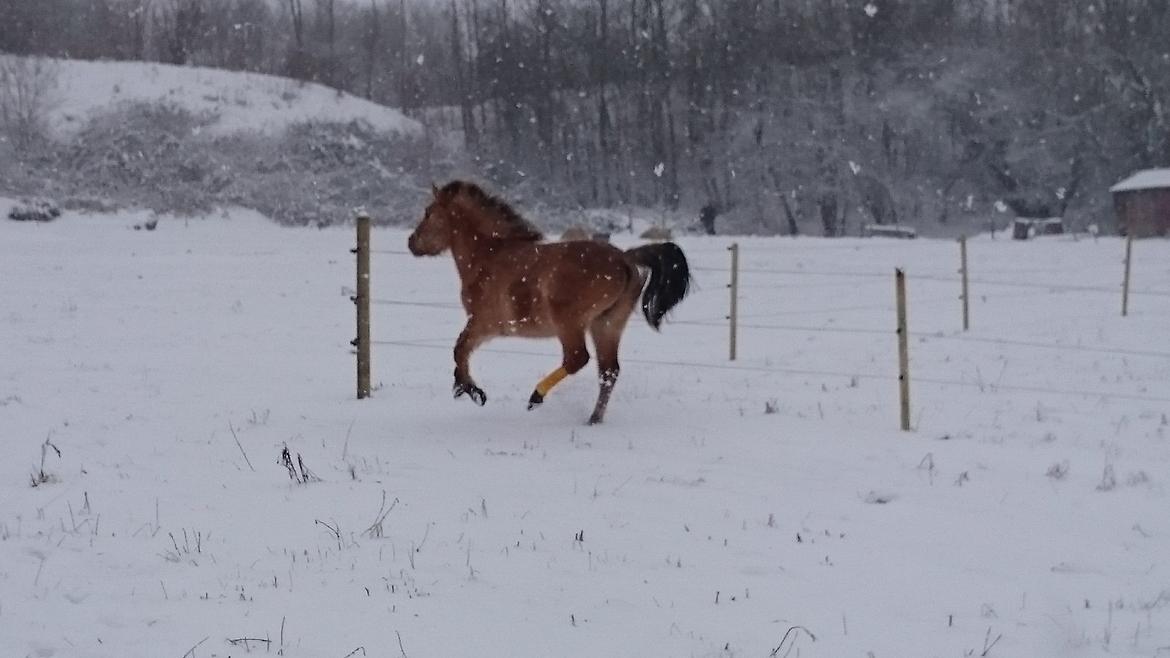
left=372, top=338, right=1170, bottom=405
left=361, top=238, right=1170, bottom=406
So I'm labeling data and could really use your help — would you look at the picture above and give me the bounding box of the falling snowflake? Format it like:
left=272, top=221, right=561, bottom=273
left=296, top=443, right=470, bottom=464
left=994, top=200, right=1008, bottom=213
left=416, top=54, right=425, bottom=66
left=653, top=162, right=665, bottom=177
left=864, top=3, right=878, bottom=17
left=848, top=160, right=861, bottom=175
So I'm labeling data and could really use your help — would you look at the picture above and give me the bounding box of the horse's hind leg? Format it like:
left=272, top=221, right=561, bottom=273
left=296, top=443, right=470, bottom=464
left=453, top=323, right=488, bottom=406
left=527, top=327, right=590, bottom=410
left=587, top=297, right=637, bottom=425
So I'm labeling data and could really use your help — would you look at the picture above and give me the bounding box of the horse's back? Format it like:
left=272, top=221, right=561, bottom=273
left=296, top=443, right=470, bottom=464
left=470, top=240, right=635, bottom=335
left=539, top=238, right=625, bottom=260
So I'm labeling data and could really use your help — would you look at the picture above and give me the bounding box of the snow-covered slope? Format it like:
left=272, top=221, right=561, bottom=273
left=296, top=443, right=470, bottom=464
left=1, top=207, right=1169, bottom=657
left=43, top=58, right=419, bottom=137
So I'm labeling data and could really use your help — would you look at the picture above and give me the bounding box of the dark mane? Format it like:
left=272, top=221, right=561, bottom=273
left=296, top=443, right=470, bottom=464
left=441, top=180, right=543, bottom=242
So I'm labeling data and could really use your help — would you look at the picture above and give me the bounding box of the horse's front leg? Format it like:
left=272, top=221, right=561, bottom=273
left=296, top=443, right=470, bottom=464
left=527, top=327, right=590, bottom=410
left=453, top=322, right=488, bottom=406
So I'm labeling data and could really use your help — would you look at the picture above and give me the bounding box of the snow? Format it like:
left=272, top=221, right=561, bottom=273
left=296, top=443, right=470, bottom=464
left=1111, top=168, right=1170, bottom=193
left=2, top=207, right=1170, bottom=657
left=40, top=58, right=420, bottom=138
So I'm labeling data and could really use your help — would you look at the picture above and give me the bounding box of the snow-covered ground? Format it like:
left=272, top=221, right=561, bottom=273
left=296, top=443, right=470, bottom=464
left=2, top=206, right=1169, bottom=657
left=37, top=57, right=419, bottom=137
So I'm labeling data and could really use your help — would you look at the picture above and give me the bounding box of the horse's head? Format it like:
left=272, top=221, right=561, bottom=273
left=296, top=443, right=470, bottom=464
left=408, top=184, right=453, bottom=256
left=409, top=181, right=543, bottom=256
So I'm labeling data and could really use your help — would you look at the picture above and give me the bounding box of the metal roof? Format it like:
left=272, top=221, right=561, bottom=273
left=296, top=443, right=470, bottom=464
left=1111, top=168, right=1170, bottom=193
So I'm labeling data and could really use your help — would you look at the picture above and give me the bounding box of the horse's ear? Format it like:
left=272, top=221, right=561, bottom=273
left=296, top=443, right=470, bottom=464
left=431, top=183, right=440, bottom=198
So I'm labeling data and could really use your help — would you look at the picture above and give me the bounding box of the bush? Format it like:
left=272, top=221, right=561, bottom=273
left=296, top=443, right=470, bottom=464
left=225, top=120, right=435, bottom=226
left=7, top=197, right=61, bottom=222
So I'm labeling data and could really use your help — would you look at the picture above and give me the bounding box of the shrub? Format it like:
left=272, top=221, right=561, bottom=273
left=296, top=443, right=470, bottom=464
left=7, top=197, right=61, bottom=222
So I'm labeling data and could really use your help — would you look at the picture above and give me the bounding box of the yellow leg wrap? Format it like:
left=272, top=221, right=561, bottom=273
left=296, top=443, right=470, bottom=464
left=535, top=367, right=569, bottom=396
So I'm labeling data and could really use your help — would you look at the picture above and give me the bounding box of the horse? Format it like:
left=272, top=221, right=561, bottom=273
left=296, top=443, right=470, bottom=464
left=407, top=181, right=691, bottom=424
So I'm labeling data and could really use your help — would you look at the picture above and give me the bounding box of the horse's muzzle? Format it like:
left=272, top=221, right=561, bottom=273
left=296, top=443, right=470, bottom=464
left=407, top=233, right=422, bottom=256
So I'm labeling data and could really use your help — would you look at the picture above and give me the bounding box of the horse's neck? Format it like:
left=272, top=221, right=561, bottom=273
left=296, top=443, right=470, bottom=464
left=448, top=228, right=503, bottom=284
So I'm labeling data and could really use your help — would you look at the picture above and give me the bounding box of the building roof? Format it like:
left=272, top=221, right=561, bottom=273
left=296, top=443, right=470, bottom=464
left=1111, top=168, right=1170, bottom=193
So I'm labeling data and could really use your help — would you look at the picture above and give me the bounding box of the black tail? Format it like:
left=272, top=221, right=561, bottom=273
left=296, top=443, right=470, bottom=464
left=625, top=242, right=691, bottom=331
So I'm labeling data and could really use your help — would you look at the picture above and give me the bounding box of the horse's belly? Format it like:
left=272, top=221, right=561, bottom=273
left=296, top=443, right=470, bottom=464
left=503, top=322, right=557, bottom=338
left=501, top=294, right=555, bottom=337
left=501, top=281, right=551, bottom=329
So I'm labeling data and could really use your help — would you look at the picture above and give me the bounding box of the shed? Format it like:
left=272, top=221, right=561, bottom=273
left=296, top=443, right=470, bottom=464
left=1011, top=217, right=1064, bottom=240
left=1111, top=169, right=1170, bottom=237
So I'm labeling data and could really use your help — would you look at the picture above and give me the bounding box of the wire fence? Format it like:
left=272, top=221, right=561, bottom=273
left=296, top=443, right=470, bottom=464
left=355, top=233, right=1170, bottom=416
left=371, top=338, right=1170, bottom=405
left=693, top=264, right=1170, bottom=297
left=370, top=298, right=462, bottom=310
left=671, top=318, right=1170, bottom=360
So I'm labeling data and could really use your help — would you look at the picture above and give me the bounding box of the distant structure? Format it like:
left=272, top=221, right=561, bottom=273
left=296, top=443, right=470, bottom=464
left=1011, top=217, right=1064, bottom=240
left=699, top=203, right=718, bottom=235
left=560, top=226, right=610, bottom=243
left=862, top=223, right=916, bottom=239
left=560, top=226, right=590, bottom=241
left=640, top=226, right=673, bottom=241
left=1111, top=168, right=1170, bottom=237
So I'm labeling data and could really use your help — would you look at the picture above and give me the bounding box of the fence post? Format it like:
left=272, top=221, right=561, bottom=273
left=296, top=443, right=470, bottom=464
left=895, top=268, right=911, bottom=431
left=959, top=235, right=970, bottom=331
left=1121, top=233, right=1133, bottom=317
left=354, top=213, right=372, bottom=399
left=728, top=242, right=739, bottom=361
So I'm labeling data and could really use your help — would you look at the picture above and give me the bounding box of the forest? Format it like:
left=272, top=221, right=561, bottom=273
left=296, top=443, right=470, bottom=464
left=2, top=0, right=1168, bottom=234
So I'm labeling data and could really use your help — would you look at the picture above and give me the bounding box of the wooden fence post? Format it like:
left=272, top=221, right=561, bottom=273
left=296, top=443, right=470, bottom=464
left=354, top=213, right=372, bottom=399
left=728, top=242, right=739, bottom=361
left=895, top=268, right=911, bottom=431
left=959, top=235, right=970, bottom=331
left=1122, top=233, right=1133, bottom=317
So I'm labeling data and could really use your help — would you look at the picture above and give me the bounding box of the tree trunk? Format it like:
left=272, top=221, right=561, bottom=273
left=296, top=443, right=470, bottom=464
left=449, top=0, right=477, bottom=149
left=363, top=0, right=381, bottom=99
left=595, top=0, right=612, bottom=204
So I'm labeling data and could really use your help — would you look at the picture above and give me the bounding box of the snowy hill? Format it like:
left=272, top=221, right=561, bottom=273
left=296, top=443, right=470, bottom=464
left=1, top=57, right=432, bottom=225
left=45, top=58, right=419, bottom=138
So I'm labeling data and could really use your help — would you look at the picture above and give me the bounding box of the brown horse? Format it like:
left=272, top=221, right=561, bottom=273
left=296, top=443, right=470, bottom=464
left=407, top=181, right=691, bottom=424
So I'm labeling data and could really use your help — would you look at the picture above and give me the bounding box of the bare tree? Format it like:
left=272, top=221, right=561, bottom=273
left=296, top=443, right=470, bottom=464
left=153, top=0, right=206, bottom=65
left=0, top=55, right=59, bottom=151
left=316, top=0, right=337, bottom=88
left=593, top=0, right=612, bottom=204
left=286, top=0, right=308, bottom=78
left=361, top=0, right=382, bottom=99
left=447, top=0, right=477, bottom=148
left=120, top=0, right=151, bottom=61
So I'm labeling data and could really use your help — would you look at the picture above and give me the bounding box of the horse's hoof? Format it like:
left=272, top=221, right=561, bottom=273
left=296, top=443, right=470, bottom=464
left=527, top=390, right=543, bottom=411
left=468, top=386, right=487, bottom=406
left=587, top=415, right=604, bottom=425
left=454, top=383, right=487, bottom=406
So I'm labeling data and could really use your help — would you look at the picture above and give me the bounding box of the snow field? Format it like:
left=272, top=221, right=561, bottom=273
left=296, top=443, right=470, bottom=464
left=1, top=208, right=1168, bottom=657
